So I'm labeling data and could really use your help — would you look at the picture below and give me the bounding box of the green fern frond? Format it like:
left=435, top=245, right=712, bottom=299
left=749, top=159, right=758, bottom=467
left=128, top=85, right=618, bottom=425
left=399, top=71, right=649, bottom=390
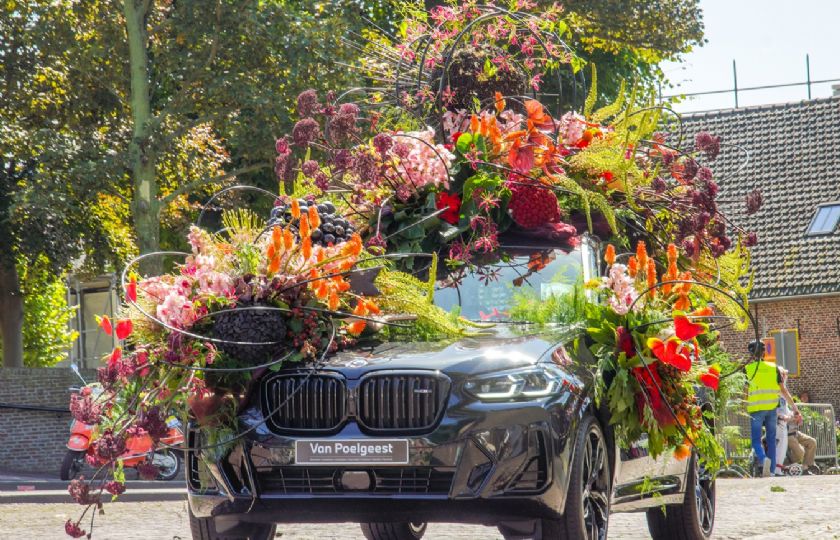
left=584, top=63, right=598, bottom=118
left=592, top=80, right=626, bottom=123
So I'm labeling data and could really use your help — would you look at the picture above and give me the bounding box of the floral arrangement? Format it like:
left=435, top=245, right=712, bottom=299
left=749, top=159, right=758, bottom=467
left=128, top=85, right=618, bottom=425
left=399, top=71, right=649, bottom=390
left=62, top=204, right=471, bottom=537
left=581, top=241, right=727, bottom=463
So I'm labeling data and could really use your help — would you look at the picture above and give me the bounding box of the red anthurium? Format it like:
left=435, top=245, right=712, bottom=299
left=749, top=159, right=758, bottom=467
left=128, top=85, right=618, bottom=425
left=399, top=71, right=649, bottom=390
left=673, top=311, right=708, bottom=341
left=435, top=192, right=461, bottom=225
left=108, top=347, right=122, bottom=368
left=115, top=319, right=133, bottom=340
left=97, top=315, right=113, bottom=336
left=615, top=326, right=636, bottom=359
left=699, top=364, right=721, bottom=391
left=647, top=337, right=692, bottom=371
left=126, top=276, right=137, bottom=303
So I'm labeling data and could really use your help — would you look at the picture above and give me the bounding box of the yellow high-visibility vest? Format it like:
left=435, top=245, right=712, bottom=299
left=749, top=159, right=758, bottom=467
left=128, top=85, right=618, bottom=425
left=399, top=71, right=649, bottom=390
left=745, top=361, right=780, bottom=413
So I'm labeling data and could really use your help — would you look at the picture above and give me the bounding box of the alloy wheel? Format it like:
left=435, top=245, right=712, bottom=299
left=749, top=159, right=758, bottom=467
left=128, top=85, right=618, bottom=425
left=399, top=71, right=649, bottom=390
left=694, top=460, right=715, bottom=536
left=581, top=427, right=610, bottom=540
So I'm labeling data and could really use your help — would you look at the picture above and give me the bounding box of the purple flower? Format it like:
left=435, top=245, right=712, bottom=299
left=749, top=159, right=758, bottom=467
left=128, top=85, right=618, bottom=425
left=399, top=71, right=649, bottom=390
left=296, top=89, right=320, bottom=118
left=68, top=477, right=99, bottom=505
left=696, top=166, right=713, bottom=183
left=314, top=171, right=330, bottom=191
left=65, top=520, right=86, bottom=538
left=95, top=429, right=126, bottom=461
left=104, top=481, right=126, bottom=496
left=651, top=176, right=668, bottom=193
left=744, top=232, right=758, bottom=247
left=275, top=137, right=290, bottom=155
left=292, top=118, right=320, bottom=147
left=745, top=189, right=763, bottom=215
left=695, top=131, right=721, bottom=159
left=328, top=103, right=360, bottom=142
left=448, top=241, right=472, bottom=263
left=137, top=463, right=160, bottom=480
left=681, top=158, right=699, bottom=181
left=300, top=160, right=319, bottom=177
left=330, top=148, right=353, bottom=172
left=352, top=151, right=377, bottom=181
left=373, top=133, right=393, bottom=156
left=69, top=392, right=102, bottom=425
left=135, top=406, right=169, bottom=441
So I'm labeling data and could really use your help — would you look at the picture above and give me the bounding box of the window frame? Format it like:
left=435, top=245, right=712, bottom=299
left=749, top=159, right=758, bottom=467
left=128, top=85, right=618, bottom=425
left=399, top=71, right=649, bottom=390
left=805, top=202, right=840, bottom=236
left=769, top=328, right=800, bottom=378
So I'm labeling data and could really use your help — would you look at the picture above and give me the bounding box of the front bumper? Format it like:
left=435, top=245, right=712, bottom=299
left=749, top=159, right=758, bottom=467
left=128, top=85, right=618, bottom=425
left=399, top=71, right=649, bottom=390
left=187, top=391, right=584, bottom=525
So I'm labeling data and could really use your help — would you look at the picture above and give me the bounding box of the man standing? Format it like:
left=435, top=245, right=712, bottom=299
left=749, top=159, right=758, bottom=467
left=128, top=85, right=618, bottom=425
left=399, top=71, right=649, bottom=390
left=745, top=341, right=798, bottom=477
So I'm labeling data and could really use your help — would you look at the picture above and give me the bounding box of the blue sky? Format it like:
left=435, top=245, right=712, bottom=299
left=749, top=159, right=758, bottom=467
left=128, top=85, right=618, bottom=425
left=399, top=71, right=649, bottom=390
left=661, top=0, right=840, bottom=112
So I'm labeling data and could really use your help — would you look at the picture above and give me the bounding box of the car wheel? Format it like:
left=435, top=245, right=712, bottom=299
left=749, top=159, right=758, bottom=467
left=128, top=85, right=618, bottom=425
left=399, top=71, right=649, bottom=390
left=60, top=450, right=85, bottom=481
left=188, top=506, right=276, bottom=540
left=360, top=521, right=427, bottom=540
left=540, top=414, right=610, bottom=540
left=646, top=453, right=715, bottom=540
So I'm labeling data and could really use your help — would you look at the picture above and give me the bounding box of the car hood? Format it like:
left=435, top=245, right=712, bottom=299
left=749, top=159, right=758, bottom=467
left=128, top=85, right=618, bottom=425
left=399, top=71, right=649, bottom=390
left=313, top=324, right=581, bottom=380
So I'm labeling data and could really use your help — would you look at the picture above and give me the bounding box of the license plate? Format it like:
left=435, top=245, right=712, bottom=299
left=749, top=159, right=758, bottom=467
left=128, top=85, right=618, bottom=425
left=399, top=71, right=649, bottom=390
left=295, top=439, right=409, bottom=465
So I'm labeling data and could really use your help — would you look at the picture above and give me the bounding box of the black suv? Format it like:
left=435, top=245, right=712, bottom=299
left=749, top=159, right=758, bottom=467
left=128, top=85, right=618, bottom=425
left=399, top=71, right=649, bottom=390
left=186, top=241, right=715, bottom=540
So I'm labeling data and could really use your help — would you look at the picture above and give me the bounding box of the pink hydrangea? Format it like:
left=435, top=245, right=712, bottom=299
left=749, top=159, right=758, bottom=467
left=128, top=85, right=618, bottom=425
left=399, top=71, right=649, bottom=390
left=387, top=128, right=455, bottom=200
left=156, top=290, right=197, bottom=329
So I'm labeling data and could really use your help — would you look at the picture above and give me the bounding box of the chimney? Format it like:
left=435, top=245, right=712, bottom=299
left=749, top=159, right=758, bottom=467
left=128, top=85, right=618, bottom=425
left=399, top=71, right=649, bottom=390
left=833, top=84, right=840, bottom=97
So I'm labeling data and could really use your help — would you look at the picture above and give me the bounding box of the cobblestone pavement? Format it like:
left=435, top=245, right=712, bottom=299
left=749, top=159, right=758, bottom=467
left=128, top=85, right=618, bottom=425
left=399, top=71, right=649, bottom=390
left=4, top=476, right=839, bottom=540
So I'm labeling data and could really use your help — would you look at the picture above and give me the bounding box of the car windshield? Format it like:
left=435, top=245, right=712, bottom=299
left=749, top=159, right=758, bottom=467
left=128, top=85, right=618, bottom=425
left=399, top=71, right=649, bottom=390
left=434, top=244, right=595, bottom=322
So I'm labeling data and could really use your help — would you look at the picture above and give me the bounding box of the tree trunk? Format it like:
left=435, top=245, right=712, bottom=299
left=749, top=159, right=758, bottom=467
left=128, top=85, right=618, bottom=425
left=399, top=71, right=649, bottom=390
left=123, top=0, right=160, bottom=275
left=0, top=262, right=24, bottom=367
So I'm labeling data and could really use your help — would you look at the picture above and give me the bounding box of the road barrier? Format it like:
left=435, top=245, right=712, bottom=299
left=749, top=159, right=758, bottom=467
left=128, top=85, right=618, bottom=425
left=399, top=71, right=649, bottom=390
left=718, top=402, right=839, bottom=477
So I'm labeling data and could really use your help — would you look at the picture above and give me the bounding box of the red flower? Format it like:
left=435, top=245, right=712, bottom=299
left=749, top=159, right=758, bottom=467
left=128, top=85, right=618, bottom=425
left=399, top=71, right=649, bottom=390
left=647, top=337, right=692, bottom=371
left=97, top=315, right=113, bottom=336
left=108, top=347, right=122, bottom=368
left=699, top=365, right=721, bottom=391
left=673, top=311, right=708, bottom=341
left=435, top=192, right=461, bottom=225
left=115, top=319, right=133, bottom=340
left=64, top=520, right=86, bottom=538
left=631, top=366, right=675, bottom=427
left=126, top=276, right=137, bottom=303
left=615, top=326, right=636, bottom=359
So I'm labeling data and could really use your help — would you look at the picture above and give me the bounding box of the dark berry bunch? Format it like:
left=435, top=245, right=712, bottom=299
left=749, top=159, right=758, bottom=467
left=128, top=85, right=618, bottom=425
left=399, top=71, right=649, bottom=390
left=211, top=306, right=287, bottom=365
left=269, top=199, right=355, bottom=247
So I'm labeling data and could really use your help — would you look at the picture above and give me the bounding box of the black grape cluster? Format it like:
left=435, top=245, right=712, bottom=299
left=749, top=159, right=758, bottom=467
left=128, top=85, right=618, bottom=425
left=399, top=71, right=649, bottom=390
left=212, top=307, right=287, bottom=365
left=268, top=199, right=356, bottom=247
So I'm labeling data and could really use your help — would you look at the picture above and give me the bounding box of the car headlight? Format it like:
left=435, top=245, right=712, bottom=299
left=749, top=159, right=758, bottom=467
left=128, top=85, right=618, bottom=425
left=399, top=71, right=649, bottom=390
left=464, top=366, right=564, bottom=401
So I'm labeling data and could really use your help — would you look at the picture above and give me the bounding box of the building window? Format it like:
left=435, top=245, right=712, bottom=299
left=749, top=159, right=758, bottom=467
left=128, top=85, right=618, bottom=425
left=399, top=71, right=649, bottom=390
left=805, top=204, right=840, bottom=235
left=770, top=329, right=800, bottom=377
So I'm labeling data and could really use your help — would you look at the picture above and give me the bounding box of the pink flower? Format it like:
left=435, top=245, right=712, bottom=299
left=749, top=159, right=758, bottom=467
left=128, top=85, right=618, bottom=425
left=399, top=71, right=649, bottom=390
left=557, top=111, right=586, bottom=147
left=605, top=264, right=638, bottom=315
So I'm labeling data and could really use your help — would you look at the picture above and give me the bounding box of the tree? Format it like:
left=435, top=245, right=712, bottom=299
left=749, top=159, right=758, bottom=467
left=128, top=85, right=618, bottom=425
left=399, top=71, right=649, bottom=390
left=0, top=0, right=396, bottom=365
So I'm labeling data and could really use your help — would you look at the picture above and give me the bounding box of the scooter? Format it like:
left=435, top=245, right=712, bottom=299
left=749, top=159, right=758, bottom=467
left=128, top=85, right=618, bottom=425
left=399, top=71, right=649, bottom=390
left=60, top=364, right=184, bottom=481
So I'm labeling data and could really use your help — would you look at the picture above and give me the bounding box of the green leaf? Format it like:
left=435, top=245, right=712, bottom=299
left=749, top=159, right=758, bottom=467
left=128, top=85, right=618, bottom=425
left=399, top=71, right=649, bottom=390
left=456, top=133, right=473, bottom=154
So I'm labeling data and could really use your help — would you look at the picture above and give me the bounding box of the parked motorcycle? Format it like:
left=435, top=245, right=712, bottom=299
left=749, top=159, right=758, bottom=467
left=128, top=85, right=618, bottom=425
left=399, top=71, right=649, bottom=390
left=60, top=365, right=184, bottom=481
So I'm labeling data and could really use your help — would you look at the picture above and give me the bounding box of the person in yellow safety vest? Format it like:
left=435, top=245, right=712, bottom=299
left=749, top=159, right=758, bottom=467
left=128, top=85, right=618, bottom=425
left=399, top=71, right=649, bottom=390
left=745, top=340, right=799, bottom=477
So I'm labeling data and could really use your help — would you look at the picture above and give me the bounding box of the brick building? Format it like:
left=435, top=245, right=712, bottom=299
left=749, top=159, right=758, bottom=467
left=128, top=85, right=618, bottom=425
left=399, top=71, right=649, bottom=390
left=684, top=95, right=840, bottom=410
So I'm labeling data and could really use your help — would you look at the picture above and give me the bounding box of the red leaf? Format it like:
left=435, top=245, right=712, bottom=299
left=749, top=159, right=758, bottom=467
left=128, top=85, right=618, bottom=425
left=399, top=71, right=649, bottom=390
left=98, top=315, right=113, bottom=336
left=126, top=277, right=137, bottom=303
left=115, top=319, right=133, bottom=340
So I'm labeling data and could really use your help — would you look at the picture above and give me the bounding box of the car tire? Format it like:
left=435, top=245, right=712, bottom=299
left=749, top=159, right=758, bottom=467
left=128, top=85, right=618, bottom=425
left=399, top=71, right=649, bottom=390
left=646, top=453, right=715, bottom=540
left=540, top=414, right=611, bottom=540
left=188, top=506, right=276, bottom=540
left=360, top=522, right=427, bottom=540
left=60, top=450, right=85, bottom=481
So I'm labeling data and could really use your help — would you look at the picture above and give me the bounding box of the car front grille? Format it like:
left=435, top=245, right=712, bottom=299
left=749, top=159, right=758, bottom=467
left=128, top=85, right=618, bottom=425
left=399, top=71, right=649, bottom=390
left=262, top=373, right=347, bottom=433
left=258, top=467, right=454, bottom=495
left=357, top=372, right=449, bottom=433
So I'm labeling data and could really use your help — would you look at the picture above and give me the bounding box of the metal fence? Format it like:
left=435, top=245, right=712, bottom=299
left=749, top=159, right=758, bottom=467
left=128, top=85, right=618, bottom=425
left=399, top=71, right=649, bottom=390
left=718, top=402, right=839, bottom=477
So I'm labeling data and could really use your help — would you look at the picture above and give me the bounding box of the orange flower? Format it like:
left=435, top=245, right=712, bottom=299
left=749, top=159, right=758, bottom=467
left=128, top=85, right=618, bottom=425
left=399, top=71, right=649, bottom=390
left=667, top=243, right=678, bottom=264
left=636, top=241, right=648, bottom=271
left=346, top=320, right=367, bottom=335
left=290, top=198, right=301, bottom=219
left=673, top=443, right=691, bottom=461
left=604, top=244, right=616, bottom=266
left=352, top=300, right=369, bottom=317
left=268, top=256, right=281, bottom=274
left=283, top=228, right=294, bottom=251
left=314, top=279, right=329, bottom=299
left=301, top=236, right=312, bottom=260
left=308, top=205, right=320, bottom=230
left=300, top=214, right=310, bottom=240
left=470, top=114, right=479, bottom=134
left=267, top=244, right=276, bottom=260
left=627, top=256, right=638, bottom=278
left=271, top=225, right=282, bottom=246
left=494, top=91, right=506, bottom=114
left=343, top=233, right=363, bottom=257
left=126, top=276, right=137, bottom=303
left=365, top=299, right=381, bottom=315
left=663, top=260, right=678, bottom=295
left=646, top=258, right=657, bottom=298
left=691, top=306, right=714, bottom=317
left=328, top=290, right=340, bottom=311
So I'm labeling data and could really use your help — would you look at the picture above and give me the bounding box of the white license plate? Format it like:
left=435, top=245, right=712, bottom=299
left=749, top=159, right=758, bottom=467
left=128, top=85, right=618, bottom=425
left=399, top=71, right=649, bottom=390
left=295, top=439, right=409, bottom=465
